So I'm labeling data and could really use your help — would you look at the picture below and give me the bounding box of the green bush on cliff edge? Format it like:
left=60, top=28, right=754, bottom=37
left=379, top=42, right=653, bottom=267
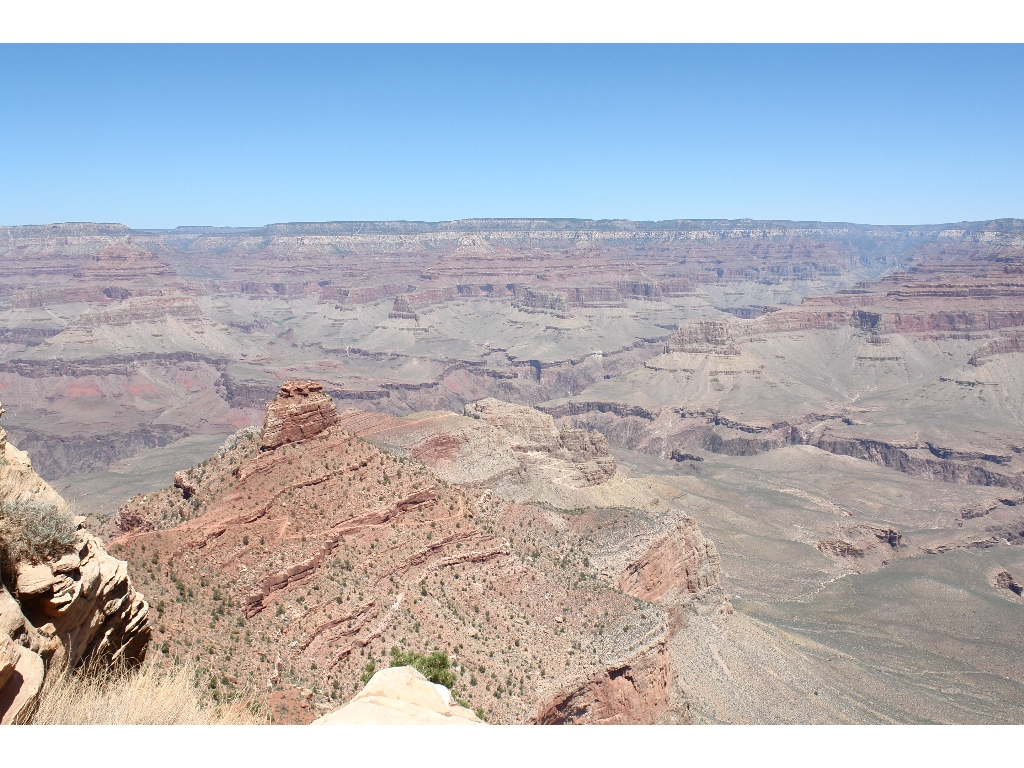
left=388, top=646, right=456, bottom=689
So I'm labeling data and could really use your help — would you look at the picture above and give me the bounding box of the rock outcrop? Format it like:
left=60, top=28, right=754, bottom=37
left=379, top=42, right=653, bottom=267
left=1, top=403, right=150, bottom=724
left=12, top=526, right=151, bottom=667
left=0, top=634, right=18, bottom=690
left=260, top=381, right=339, bottom=451
left=173, top=470, right=199, bottom=499
left=816, top=523, right=903, bottom=572
left=0, top=403, right=68, bottom=513
left=464, top=398, right=617, bottom=486
left=994, top=570, right=1024, bottom=597
left=665, top=320, right=739, bottom=355
left=535, top=641, right=674, bottom=725
left=312, top=666, right=483, bottom=725
left=0, top=625, right=44, bottom=725
left=618, top=522, right=722, bottom=606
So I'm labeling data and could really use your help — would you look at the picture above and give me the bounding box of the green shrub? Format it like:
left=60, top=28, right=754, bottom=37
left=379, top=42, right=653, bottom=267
left=389, top=646, right=456, bottom=689
left=0, top=499, right=78, bottom=583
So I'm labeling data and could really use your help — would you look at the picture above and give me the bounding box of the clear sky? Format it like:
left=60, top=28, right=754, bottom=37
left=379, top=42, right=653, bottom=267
left=1, top=44, right=1021, bottom=228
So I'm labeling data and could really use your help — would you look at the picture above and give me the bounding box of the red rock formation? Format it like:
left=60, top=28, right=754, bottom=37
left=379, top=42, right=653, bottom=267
left=535, top=642, right=675, bottom=724
left=111, top=397, right=697, bottom=724
left=260, top=380, right=339, bottom=450
left=618, top=522, right=722, bottom=605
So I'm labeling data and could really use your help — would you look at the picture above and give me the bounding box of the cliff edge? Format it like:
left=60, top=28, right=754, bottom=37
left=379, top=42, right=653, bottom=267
left=0, top=401, right=150, bottom=724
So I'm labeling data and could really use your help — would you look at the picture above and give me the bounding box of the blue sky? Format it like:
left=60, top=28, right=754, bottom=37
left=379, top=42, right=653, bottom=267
left=1, top=44, right=1021, bottom=228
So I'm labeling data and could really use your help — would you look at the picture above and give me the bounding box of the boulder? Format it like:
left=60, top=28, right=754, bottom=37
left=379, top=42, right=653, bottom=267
left=0, top=586, right=26, bottom=639
left=0, top=642, right=43, bottom=725
left=312, top=666, right=483, bottom=726
left=0, top=633, right=20, bottom=691
left=260, top=380, right=339, bottom=451
left=173, top=470, right=199, bottom=499
left=16, top=562, right=55, bottom=598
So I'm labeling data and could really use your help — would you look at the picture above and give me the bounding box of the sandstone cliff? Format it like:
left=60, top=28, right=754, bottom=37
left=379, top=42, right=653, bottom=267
left=313, top=666, right=483, bottom=725
left=0, top=401, right=150, bottom=724
left=0, top=403, right=68, bottom=513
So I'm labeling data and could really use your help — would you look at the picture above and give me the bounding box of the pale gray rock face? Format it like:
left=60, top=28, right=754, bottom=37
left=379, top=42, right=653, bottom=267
left=665, top=320, right=739, bottom=355
left=462, top=398, right=616, bottom=488
left=464, top=397, right=563, bottom=452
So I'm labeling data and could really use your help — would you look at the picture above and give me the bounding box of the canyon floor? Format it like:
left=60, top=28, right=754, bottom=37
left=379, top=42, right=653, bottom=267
left=2, top=218, right=1023, bottom=723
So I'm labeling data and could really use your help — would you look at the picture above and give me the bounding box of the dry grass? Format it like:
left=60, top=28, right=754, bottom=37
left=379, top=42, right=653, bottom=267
left=27, top=659, right=267, bottom=725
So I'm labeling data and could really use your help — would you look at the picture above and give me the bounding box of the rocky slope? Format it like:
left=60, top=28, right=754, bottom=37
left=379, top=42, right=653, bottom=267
left=110, top=383, right=721, bottom=724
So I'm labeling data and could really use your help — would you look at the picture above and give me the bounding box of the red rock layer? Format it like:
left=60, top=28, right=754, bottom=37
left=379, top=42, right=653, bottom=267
left=260, top=381, right=340, bottom=450
left=535, top=641, right=674, bottom=724
left=618, top=522, right=722, bottom=605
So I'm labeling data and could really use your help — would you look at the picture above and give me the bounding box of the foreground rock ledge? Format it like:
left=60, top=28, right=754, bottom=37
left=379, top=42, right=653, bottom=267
left=312, top=667, right=484, bottom=726
left=1, top=400, right=150, bottom=725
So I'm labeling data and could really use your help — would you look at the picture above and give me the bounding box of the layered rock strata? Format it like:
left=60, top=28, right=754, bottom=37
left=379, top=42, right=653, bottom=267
left=334, top=398, right=723, bottom=722
left=260, top=381, right=340, bottom=451
left=535, top=641, right=673, bottom=725
left=112, top=386, right=723, bottom=724
left=618, top=522, right=722, bottom=606
left=464, top=398, right=617, bottom=486
left=665, top=320, right=739, bottom=355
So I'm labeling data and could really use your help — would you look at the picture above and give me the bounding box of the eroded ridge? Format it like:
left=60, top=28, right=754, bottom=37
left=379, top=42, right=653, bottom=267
left=110, top=387, right=723, bottom=723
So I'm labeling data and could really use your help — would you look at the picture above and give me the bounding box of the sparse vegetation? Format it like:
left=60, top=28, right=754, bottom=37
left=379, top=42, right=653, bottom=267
left=26, top=659, right=263, bottom=725
left=0, top=499, right=78, bottom=582
left=388, top=646, right=456, bottom=688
